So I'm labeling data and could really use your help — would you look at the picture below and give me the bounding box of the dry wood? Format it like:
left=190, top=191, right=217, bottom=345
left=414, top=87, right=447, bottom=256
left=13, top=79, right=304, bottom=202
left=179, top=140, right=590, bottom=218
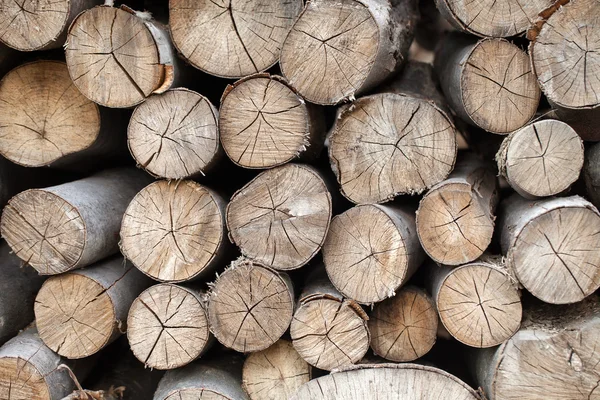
left=120, top=180, right=228, bottom=282
left=226, top=163, right=332, bottom=271
left=280, top=0, right=418, bottom=105
left=66, top=5, right=178, bottom=108
left=472, top=297, right=600, bottom=400
left=127, top=283, right=211, bottom=370
left=428, top=257, right=522, bottom=348
left=34, top=257, right=152, bottom=359
left=435, top=33, right=540, bottom=134
left=498, top=194, right=600, bottom=304
left=219, top=74, right=325, bottom=169
left=497, top=119, right=583, bottom=198
left=242, top=339, right=311, bottom=400
left=128, top=88, right=220, bottom=179
left=322, top=203, right=424, bottom=304
left=208, top=259, right=294, bottom=353
left=584, top=142, right=600, bottom=208
left=169, top=0, right=302, bottom=79
left=1, top=168, right=151, bottom=275
left=416, top=153, right=498, bottom=266
left=368, top=286, right=437, bottom=362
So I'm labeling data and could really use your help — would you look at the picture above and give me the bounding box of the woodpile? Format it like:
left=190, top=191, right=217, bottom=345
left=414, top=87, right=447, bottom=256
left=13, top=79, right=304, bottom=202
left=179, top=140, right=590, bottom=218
left=0, top=0, right=598, bottom=399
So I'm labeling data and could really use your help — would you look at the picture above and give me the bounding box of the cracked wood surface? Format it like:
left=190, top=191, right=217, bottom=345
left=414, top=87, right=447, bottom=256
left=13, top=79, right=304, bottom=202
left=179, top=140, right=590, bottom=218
left=368, top=286, right=437, bottom=362
left=169, top=0, right=302, bottom=79
left=242, top=339, right=311, bottom=400
left=127, top=284, right=211, bottom=370
left=226, top=163, right=331, bottom=271
left=120, top=180, right=227, bottom=282
left=128, top=88, right=220, bottom=179
left=497, top=119, right=584, bottom=199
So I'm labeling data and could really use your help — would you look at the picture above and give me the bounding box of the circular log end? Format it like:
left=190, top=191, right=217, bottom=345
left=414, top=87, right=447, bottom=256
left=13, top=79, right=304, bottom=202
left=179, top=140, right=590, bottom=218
left=0, top=357, right=50, bottom=399
left=121, top=180, right=225, bottom=282
left=164, top=389, right=229, bottom=400
left=1, top=189, right=85, bottom=275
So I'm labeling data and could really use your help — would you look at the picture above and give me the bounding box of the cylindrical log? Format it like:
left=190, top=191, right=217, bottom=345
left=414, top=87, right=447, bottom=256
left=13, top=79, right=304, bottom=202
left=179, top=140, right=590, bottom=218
left=226, top=163, right=332, bottom=271
left=496, top=119, right=584, bottom=199
left=127, top=283, right=212, bottom=370
left=120, top=180, right=228, bottom=282
left=368, top=286, right=437, bottom=362
left=219, top=74, right=326, bottom=169
left=498, top=194, right=600, bottom=304
left=242, top=339, right=311, bottom=400
left=435, top=32, right=540, bottom=134
left=322, top=203, right=424, bottom=304
left=208, top=259, right=294, bottom=353
left=1, top=168, right=151, bottom=275
left=290, top=272, right=370, bottom=371
left=66, top=5, right=179, bottom=108
left=328, top=62, right=458, bottom=204
left=428, top=257, right=522, bottom=348
left=34, top=257, right=152, bottom=359
left=416, top=153, right=498, bottom=266
left=280, top=0, right=418, bottom=105
left=128, top=88, right=220, bottom=179
left=169, top=0, right=302, bottom=79
left=584, top=142, right=600, bottom=208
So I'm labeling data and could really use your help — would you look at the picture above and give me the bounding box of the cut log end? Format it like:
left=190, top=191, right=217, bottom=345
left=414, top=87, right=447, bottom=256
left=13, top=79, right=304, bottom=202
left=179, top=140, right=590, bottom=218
left=169, top=0, right=302, bottom=78
left=0, top=357, right=50, bottom=399
left=163, top=389, right=229, bottom=399
left=127, top=284, right=210, bottom=370
left=369, top=287, right=437, bottom=362
left=226, top=164, right=331, bottom=270
left=128, top=89, right=219, bottom=179
left=0, top=61, right=100, bottom=167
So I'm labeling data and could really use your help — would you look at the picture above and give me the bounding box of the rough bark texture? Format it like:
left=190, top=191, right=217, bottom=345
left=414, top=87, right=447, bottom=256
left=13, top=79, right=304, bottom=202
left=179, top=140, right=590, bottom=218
left=416, top=153, right=498, bottom=266
left=226, top=163, right=332, bottom=271
left=219, top=73, right=326, bottom=169
left=127, top=283, right=211, bottom=370
left=498, top=194, right=600, bottom=304
left=1, top=168, right=151, bottom=275
left=435, top=32, right=540, bottom=134
left=120, top=180, right=228, bottom=282
left=34, top=257, right=152, bottom=359
left=280, top=0, right=418, bottom=105
left=584, top=141, right=600, bottom=208
left=322, top=203, right=424, bottom=304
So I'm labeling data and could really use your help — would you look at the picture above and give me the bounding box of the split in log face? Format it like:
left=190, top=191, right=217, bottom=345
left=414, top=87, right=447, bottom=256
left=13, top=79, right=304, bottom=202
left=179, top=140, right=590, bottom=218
left=0, top=61, right=100, bottom=167
left=208, top=260, right=294, bottom=353
left=120, top=180, right=226, bottom=282
left=164, top=390, right=230, bottom=399
left=127, top=284, right=210, bottom=370
left=329, top=94, right=457, bottom=204
left=169, top=0, right=302, bottom=78
left=226, top=164, right=332, bottom=271
left=0, top=357, right=50, bottom=399
left=128, top=89, right=219, bottom=179
left=368, top=286, right=437, bottom=362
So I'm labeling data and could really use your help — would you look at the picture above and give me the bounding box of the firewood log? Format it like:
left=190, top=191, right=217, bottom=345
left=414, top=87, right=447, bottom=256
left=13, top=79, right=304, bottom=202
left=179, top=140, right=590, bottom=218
left=584, top=141, right=600, bottom=208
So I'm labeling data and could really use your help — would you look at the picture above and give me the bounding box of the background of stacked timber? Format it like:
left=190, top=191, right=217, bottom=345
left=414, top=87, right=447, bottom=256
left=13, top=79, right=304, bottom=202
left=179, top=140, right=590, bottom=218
left=0, top=0, right=597, bottom=398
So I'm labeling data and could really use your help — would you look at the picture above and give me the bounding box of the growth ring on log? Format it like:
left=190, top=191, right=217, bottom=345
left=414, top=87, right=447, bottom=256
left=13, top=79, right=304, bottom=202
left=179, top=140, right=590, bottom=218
left=0, top=61, right=100, bottom=167
left=169, top=0, right=302, bottom=78
left=120, top=180, right=225, bottom=282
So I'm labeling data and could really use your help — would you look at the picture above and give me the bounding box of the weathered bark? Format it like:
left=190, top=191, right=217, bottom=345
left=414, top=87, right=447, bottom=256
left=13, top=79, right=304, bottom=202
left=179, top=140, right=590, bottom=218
left=242, top=339, right=311, bottom=400
left=416, top=153, right=498, bottom=266
left=169, top=0, right=302, bottom=79
left=328, top=61, right=458, bottom=204
left=584, top=141, right=600, bottom=208
left=368, top=286, right=437, bottom=362
left=496, top=119, right=583, bottom=198
left=34, top=256, right=152, bottom=359
left=226, top=163, right=332, bottom=271
left=435, top=32, right=540, bottom=134
left=498, top=194, right=600, bottom=304
left=219, top=73, right=326, bottom=169
left=280, top=0, right=419, bottom=105
left=127, top=283, right=212, bottom=370
left=1, top=168, right=151, bottom=275
left=128, top=88, right=221, bottom=179
left=120, top=180, right=228, bottom=282
left=208, top=259, right=294, bottom=353
left=322, top=203, right=424, bottom=304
